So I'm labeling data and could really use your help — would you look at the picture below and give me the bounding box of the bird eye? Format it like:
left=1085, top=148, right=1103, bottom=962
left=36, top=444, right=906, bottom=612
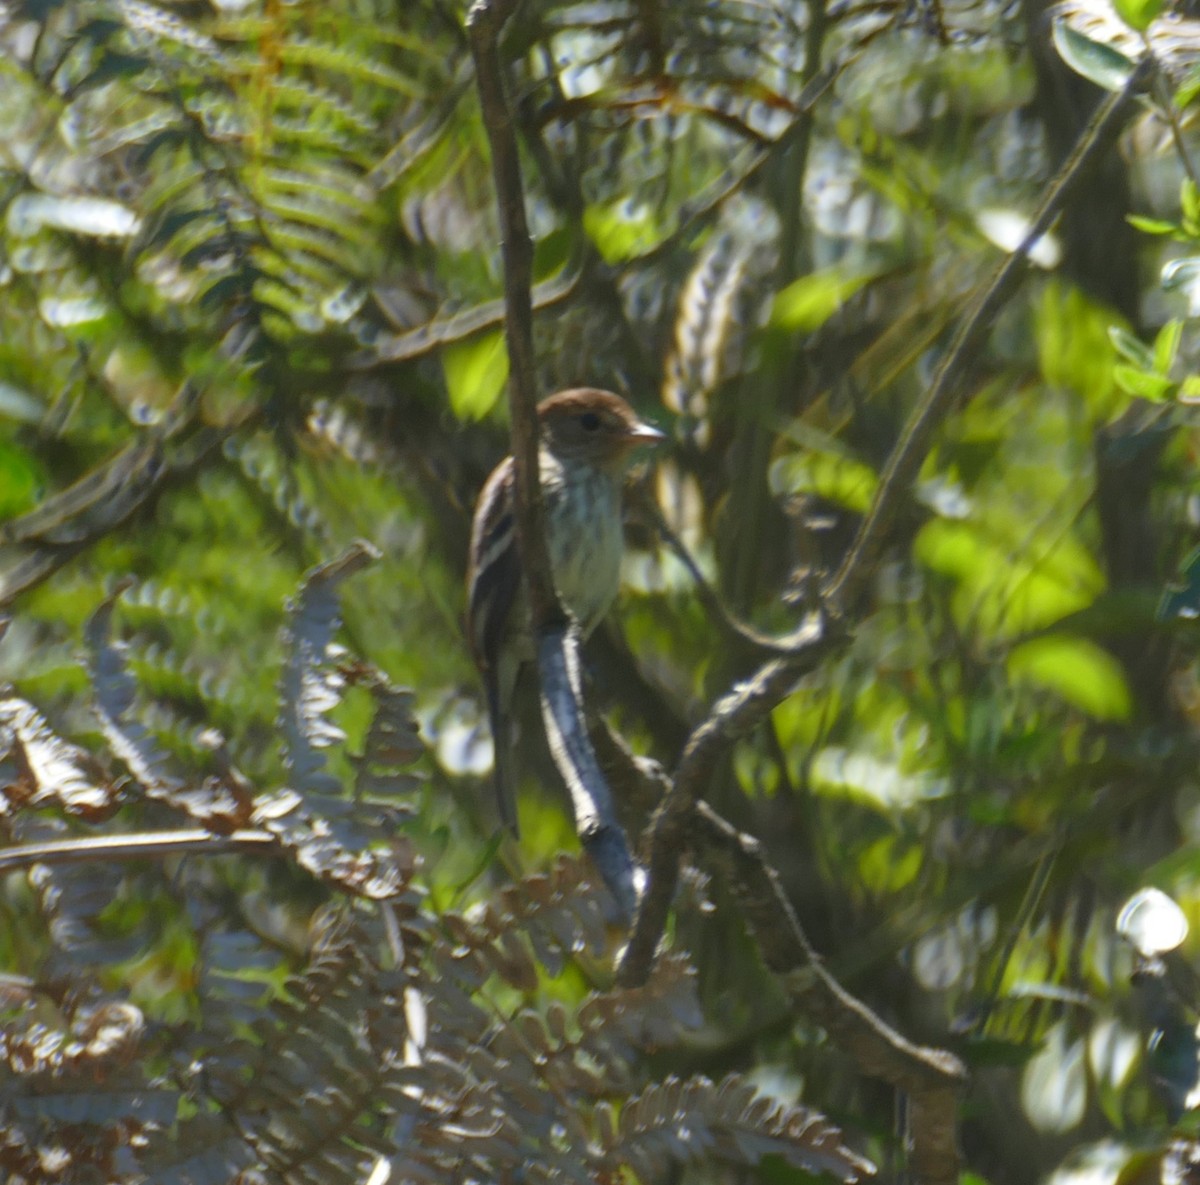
left=580, top=412, right=601, bottom=431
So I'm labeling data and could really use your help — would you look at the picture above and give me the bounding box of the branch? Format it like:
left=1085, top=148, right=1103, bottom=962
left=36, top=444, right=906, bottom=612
left=617, top=53, right=1153, bottom=983
left=690, top=802, right=965, bottom=1185
left=617, top=611, right=837, bottom=984
left=0, top=829, right=277, bottom=873
left=823, top=57, right=1153, bottom=616
left=467, top=0, right=636, bottom=916
left=466, top=0, right=555, bottom=631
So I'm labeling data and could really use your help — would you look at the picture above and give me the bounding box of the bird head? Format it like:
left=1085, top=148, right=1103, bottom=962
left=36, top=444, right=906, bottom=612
left=537, top=388, right=665, bottom=473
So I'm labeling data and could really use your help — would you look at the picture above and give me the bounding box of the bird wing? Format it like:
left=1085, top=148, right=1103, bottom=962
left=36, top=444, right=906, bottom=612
left=467, top=458, right=524, bottom=836
left=467, top=456, right=520, bottom=673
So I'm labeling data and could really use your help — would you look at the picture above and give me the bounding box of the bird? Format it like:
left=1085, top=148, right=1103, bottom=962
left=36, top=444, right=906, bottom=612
left=466, top=388, right=666, bottom=836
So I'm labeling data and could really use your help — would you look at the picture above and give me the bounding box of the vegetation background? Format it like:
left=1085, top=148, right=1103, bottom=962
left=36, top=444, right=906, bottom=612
left=1, top=0, right=1199, bottom=1182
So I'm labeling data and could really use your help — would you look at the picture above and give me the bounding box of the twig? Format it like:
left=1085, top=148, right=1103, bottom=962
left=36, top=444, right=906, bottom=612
left=617, top=610, right=834, bottom=985
left=352, top=58, right=844, bottom=374
left=467, top=0, right=637, bottom=917
left=349, top=262, right=583, bottom=370
left=466, top=0, right=556, bottom=631
left=689, top=802, right=965, bottom=1185
left=823, top=57, right=1153, bottom=616
left=0, top=829, right=277, bottom=873
left=618, top=51, right=1153, bottom=984
left=642, top=493, right=800, bottom=655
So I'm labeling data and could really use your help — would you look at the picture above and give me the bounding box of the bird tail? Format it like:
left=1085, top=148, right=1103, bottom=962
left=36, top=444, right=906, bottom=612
left=486, top=682, right=519, bottom=838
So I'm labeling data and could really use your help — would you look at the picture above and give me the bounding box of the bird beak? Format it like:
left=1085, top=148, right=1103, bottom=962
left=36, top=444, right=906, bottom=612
left=627, top=421, right=667, bottom=447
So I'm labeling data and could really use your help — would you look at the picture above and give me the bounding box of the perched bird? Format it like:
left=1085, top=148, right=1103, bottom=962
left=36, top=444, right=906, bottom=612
left=467, top=388, right=666, bottom=836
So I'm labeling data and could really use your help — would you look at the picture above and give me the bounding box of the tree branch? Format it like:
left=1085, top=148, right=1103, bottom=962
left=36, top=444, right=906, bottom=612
left=0, top=829, right=277, bottom=873
left=466, top=0, right=556, bottom=633
left=467, top=0, right=636, bottom=916
left=823, top=57, right=1153, bottom=617
left=617, top=52, right=1152, bottom=986
left=689, top=801, right=965, bottom=1184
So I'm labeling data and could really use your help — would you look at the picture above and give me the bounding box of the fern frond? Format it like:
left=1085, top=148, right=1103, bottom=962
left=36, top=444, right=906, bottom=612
left=663, top=227, right=768, bottom=444
left=0, top=696, right=117, bottom=820
left=439, top=855, right=610, bottom=987
left=601, top=1072, right=875, bottom=1182
left=277, top=542, right=377, bottom=792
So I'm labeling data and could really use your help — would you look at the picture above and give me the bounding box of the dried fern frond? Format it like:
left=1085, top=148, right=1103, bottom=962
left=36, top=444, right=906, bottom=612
left=599, top=1072, right=875, bottom=1182
left=0, top=696, right=117, bottom=821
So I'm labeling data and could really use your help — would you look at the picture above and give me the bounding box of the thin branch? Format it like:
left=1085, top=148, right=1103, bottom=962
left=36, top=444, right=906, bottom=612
left=353, top=61, right=843, bottom=375
left=349, top=262, right=583, bottom=369
left=467, top=0, right=636, bottom=917
left=466, top=0, right=557, bottom=632
left=823, top=57, right=1153, bottom=616
left=616, top=611, right=835, bottom=985
left=641, top=491, right=801, bottom=655
left=618, top=53, right=1153, bottom=985
left=0, top=829, right=277, bottom=874
left=689, top=801, right=965, bottom=1185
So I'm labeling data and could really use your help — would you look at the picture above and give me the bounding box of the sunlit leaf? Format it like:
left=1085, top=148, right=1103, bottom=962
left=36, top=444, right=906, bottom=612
left=768, top=267, right=876, bottom=333
left=1037, top=282, right=1122, bottom=415
left=1127, top=213, right=1179, bottom=236
left=1021, top=1022, right=1087, bottom=1133
left=441, top=330, right=510, bottom=421
left=1052, top=19, right=1137, bottom=91
left=0, top=442, right=43, bottom=518
left=583, top=201, right=664, bottom=264
left=1113, top=0, right=1163, bottom=33
left=1108, top=326, right=1154, bottom=369
left=1154, top=319, right=1183, bottom=374
left=1112, top=364, right=1175, bottom=400
left=1117, top=888, right=1188, bottom=955
left=975, top=208, right=1061, bottom=268
left=6, top=195, right=140, bottom=239
left=768, top=450, right=877, bottom=512
left=1161, top=547, right=1200, bottom=620
left=1007, top=635, right=1131, bottom=720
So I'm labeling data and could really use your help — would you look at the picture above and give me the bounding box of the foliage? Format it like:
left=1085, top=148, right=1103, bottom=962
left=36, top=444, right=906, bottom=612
left=3, top=0, right=1200, bottom=1182
left=0, top=553, right=869, bottom=1183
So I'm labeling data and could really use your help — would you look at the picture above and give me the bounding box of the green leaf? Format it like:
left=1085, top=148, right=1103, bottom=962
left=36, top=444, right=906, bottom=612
left=1162, top=256, right=1200, bottom=293
left=1160, top=546, right=1200, bottom=621
left=768, top=450, right=877, bottom=512
left=1051, top=20, right=1137, bottom=92
left=768, top=267, right=876, bottom=333
left=916, top=517, right=1103, bottom=638
left=1037, top=282, right=1122, bottom=415
left=1175, top=64, right=1200, bottom=109
left=1108, top=326, right=1154, bottom=369
left=1155, top=319, right=1183, bottom=374
left=442, top=330, right=510, bottom=421
left=1184, top=179, right=1200, bottom=228
left=1113, top=0, right=1162, bottom=32
left=583, top=201, right=664, bottom=264
left=1127, top=214, right=1180, bottom=236
left=0, top=441, right=43, bottom=518
left=1007, top=636, right=1132, bottom=720
left=1112, top=363, right=1175, bottom=401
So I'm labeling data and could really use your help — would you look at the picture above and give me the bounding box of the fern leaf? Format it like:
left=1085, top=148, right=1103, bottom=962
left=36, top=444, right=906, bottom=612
left=0, top=696, right=116, bottom=820
left=278, top=542, right=378, bottom=791
left=605, top=1072, right=876, bottom=1181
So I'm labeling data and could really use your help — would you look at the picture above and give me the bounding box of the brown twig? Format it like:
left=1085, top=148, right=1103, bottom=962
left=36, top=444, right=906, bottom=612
left=0, top=829, right=277, bottom=873
left=689, top=802, right=965, bottom=1184
left=467, top=0, right=637, bottom=917
left=617, top=33, right=1152, bottom=1002
left=466, top=0, right=557, bottom=633
left=616, top=611, right=834, bottom=985
left=614, top=55, right=1152, bottom=1184
left=823, top=57, right=1153, bottom=618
